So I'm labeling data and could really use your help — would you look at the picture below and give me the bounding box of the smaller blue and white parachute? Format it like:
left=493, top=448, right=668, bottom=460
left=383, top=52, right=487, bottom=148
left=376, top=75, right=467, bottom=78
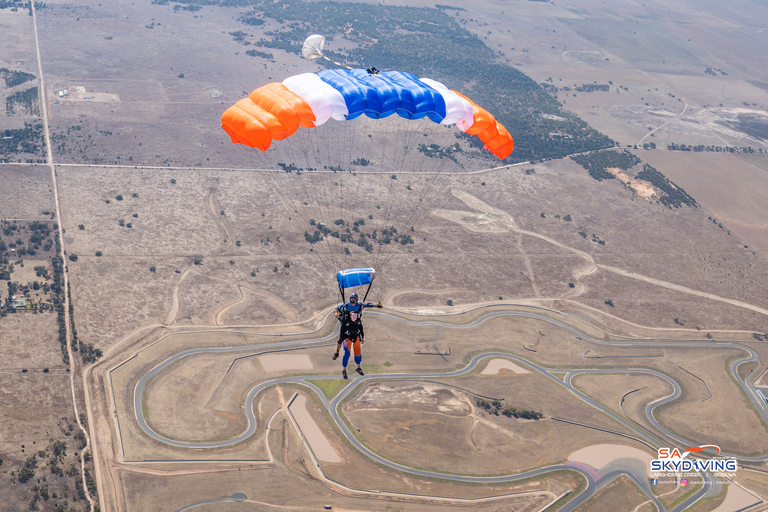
left=337, top=267, right=375, bottom=302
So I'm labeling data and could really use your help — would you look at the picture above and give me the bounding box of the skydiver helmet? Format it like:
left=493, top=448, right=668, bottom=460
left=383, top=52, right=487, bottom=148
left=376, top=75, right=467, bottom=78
left=349, top=292, right=358, bottom=302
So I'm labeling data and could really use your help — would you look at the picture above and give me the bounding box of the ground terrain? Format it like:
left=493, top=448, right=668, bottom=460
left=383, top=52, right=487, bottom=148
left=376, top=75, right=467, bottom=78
left=2, top=0, right=768, bottom=511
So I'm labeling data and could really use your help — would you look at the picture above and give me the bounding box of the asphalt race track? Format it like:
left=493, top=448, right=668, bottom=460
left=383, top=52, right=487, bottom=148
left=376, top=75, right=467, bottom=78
left=124, top=307, right=764, bottom=511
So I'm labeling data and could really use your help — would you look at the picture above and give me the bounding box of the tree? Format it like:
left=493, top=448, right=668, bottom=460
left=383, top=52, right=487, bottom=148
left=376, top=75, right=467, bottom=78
left=18, top=467, right=34, bottom=483
left=68, top=254, right=78, bottom=262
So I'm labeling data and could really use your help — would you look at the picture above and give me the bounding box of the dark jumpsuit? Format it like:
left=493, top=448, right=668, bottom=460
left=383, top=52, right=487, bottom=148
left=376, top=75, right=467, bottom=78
left=335, top=300, right=376, bottom=345
left=340, top=315, right=365, bottom=368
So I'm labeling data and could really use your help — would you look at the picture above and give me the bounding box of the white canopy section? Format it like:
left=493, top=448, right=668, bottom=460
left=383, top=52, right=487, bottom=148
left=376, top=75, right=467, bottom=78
left=283, top=73, right=349, bottom=124
left=419, top=77, right=475, bottom=131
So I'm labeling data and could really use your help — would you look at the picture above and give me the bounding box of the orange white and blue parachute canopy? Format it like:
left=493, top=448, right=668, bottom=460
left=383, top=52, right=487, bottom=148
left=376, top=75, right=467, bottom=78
left=221, top=69, right=513, bottom=159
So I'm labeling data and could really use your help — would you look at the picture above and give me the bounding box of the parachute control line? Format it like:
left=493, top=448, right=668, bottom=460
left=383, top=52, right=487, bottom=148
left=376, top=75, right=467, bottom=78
left=221, top=69, right=514, bottom=160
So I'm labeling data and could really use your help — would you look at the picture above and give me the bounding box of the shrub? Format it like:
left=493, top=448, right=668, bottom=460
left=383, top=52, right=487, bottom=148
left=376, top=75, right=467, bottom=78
left=18, top=467, right=34, bottom=483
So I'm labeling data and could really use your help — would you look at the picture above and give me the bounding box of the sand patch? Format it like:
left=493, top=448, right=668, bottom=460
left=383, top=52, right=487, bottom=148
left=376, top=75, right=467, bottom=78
left=568, top=444, right=654, bottom=474
left=432, top=189, right=518, bottom=233
left=481, top=359, right=531, bottom=375
left=606, top=168, right=661, bottom=201
left=289, top=394, right=340, bottom=463
left=258, top=353, right=313, bottom=373
left=712, top=484, right=761, bottom=512
left=352, top=383, right=472, bottom=416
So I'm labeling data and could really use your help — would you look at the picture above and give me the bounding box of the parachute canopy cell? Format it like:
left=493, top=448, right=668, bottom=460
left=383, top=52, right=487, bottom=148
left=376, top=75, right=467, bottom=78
left=337, top=268, right=376, bottom=290
left=302, top=34, right=325, bottom=60
left=221, top=70, right=513, bottom=159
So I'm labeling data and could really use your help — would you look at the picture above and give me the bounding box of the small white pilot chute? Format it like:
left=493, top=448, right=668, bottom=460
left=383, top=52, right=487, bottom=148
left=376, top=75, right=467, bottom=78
left=301, top=34, right=352, bottom=69
left=302, top=34, right=326, bottom=60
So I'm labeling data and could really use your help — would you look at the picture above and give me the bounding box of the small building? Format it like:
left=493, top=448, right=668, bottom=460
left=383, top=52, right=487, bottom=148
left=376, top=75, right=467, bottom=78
left=11, top=295, right=26, bottom=309
left=58, top=90, right=64, bottom=97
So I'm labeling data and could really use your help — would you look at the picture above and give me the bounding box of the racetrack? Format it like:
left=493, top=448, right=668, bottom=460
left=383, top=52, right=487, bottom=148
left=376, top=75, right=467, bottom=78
left=119, top=305, right=768, bottom=511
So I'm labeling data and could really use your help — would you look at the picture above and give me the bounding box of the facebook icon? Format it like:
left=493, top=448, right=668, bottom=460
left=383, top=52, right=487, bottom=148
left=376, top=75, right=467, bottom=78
left=651, top=479, right=657, bottom=485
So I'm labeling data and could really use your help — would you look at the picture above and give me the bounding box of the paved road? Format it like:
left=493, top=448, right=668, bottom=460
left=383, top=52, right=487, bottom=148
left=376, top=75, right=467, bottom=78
left=130, top=307, right=765, bottom=510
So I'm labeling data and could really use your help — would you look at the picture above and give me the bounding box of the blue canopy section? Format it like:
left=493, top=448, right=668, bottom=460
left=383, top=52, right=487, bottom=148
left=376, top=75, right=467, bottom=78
left=337, top=268, right=376, bottom=290
left=317, top=69, right=447, bottom=122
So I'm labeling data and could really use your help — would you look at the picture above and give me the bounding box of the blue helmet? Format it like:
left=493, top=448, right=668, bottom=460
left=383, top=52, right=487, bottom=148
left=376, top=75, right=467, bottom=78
left=349, top=292, right=358, bottom=301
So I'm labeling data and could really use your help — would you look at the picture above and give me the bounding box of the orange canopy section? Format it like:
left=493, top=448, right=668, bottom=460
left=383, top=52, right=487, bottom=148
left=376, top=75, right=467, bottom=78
left=452, top=91, right=514, bottom=159
left=221, top=82, right=316, bottom=151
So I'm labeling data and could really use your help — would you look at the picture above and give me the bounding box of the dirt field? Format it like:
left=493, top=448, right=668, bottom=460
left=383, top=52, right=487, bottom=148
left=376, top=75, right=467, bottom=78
left=0, top=165, right=54, bottom=220
left=480, top=358, right=531, bottom=375
left=55, top=156, right=768, bottom=352
left=641, top=151, right=768, bottom=251
left=0, top=312, right=64, bottom=368
left=571, top=372, right=675, bottom=439
left=654, top=348, right=768, bottom=456
left=345, top=378, right=643, bottom=475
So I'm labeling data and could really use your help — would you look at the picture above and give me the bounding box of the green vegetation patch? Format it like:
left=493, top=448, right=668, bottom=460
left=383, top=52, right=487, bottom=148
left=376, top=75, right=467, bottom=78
left=477, top=399, right=542, bottom=420
left=570, top=149, right=640, bottom=181
left=6, top=86, right=40, bottom=116
left=307, top=379, right=348, bottom=399
left=0, top=67, right=36, bottom=88
left=0, top=123, right=44, bottom=162
left=635, top=163, right=697, bottom=208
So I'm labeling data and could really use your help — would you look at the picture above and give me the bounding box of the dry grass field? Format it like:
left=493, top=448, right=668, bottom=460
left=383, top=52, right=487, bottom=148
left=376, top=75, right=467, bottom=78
left=640, top=151, right=768, bottom=253
left=0, top=165, right=54, bottom=220
left=572, top=372, right=675, bottom=432
left=344, top=376, right=641, bottom=475
left=0, top=312, right=64, bottom=369
left=56, top=162, right=768, bottom=352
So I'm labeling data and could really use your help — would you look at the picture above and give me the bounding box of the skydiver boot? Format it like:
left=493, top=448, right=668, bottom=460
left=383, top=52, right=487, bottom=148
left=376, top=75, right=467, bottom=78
left=332, top=352, right=339, bottom=360
left=342, top=369, right=348, bottom=379
left=356, top=367, right=364, bottom=376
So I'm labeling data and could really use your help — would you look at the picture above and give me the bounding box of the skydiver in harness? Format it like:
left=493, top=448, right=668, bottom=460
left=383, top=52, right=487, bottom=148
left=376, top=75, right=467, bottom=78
left=338, top=309, right=365, bottom=379
left=332, top=291, right=381, bottom=360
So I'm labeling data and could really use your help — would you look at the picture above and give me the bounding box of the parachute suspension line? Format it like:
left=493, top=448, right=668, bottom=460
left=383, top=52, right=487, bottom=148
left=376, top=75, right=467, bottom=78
left=369, top=118, right=413, bottom=271
left=373, top=119, right=450, bottom=273
left=281, top=124, right=341, bottom=273
left=247, top=138, right=341, bottom=275
left=375, top=120, right=490, bottom=273
left=369, top=115, right=395, bottom=268
left=235, top=144, right=336, bottom=273
left=286, top=131, right=339, bottom=271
